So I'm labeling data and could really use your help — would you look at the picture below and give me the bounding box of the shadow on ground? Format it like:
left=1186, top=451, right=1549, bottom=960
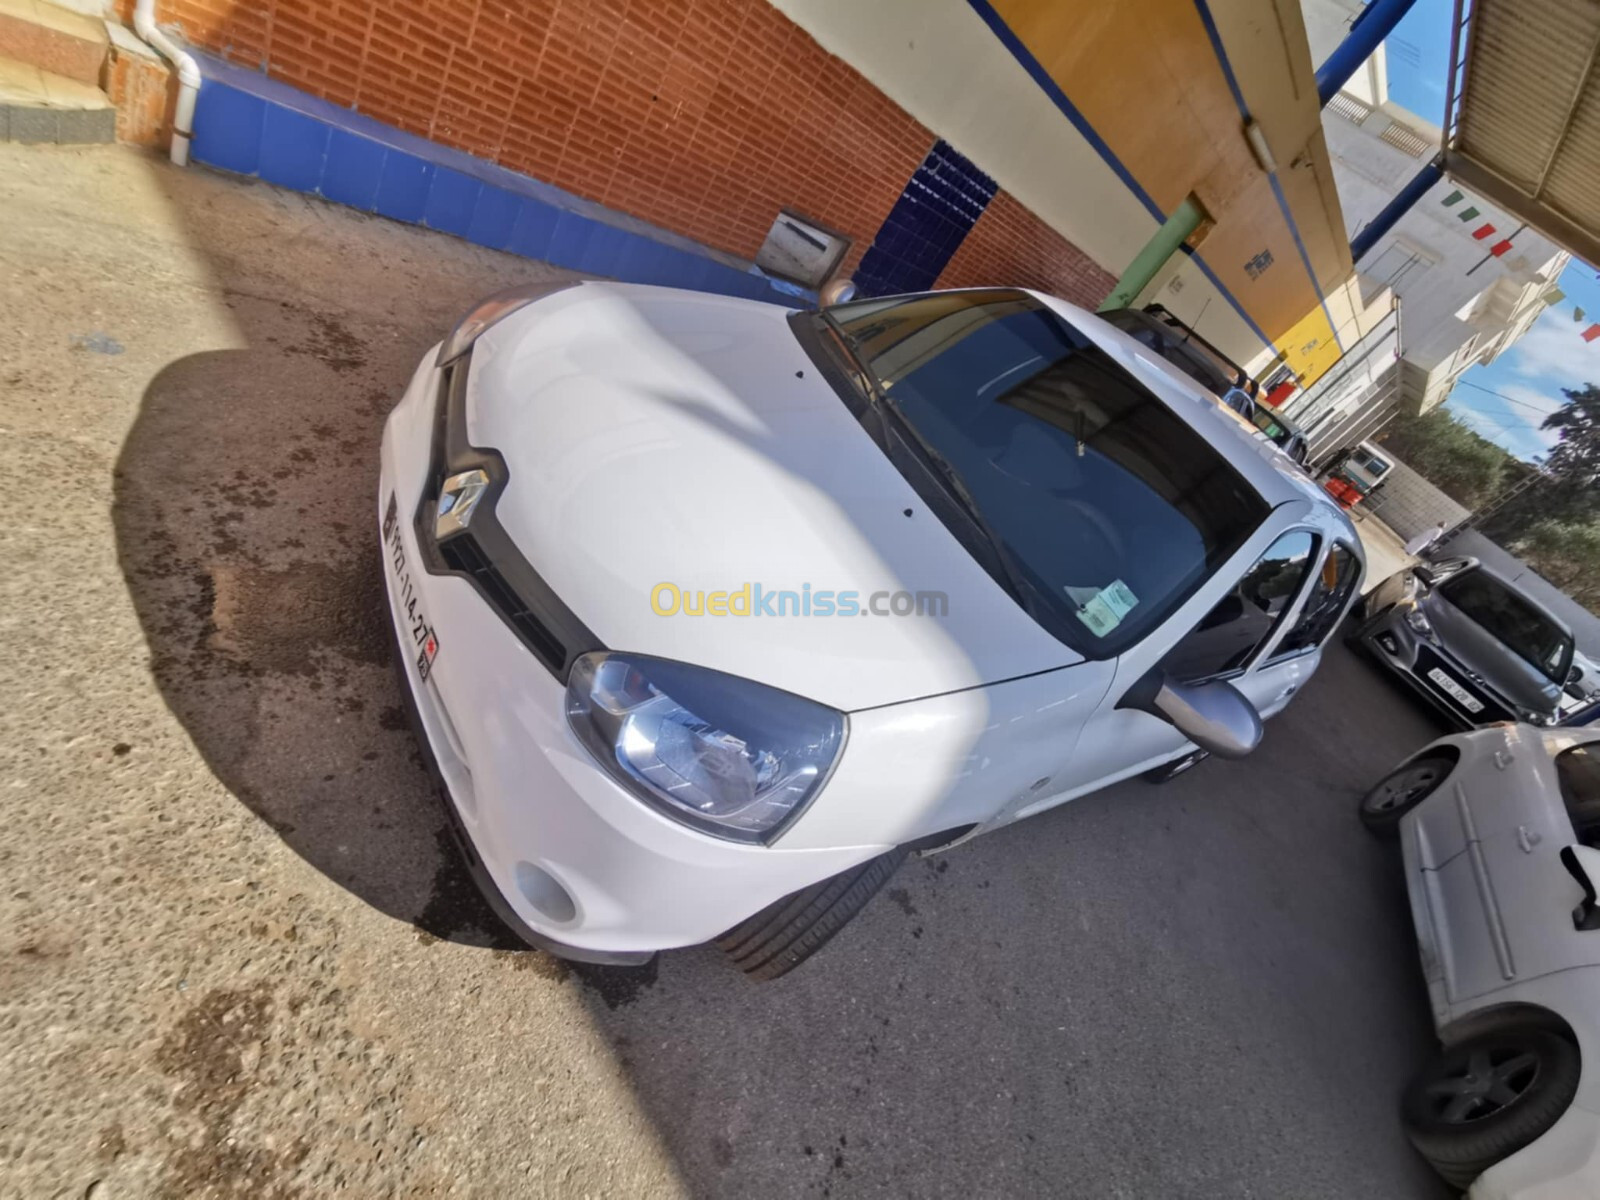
left=110, top=167, right=1453, bottom=1197
left=110, top=321, right=517, bottom=945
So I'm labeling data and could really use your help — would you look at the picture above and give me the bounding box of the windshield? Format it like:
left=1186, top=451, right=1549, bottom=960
left=819, top=290, right=1270, bottom=655
left=1099, top=308, right=1239, bottom=396
left=1438, top=571, right=1574, bottom=684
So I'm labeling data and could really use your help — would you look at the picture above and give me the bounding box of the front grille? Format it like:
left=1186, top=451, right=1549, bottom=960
left=438, top=532, right=568, bottom=675
left=415, top=352, right=604, bottom=680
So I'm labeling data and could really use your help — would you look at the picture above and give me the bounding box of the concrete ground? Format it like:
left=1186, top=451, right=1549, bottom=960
left=1353, top=513, right=1414, bottom=596
left=0, top=142, right=1454, bottom=1199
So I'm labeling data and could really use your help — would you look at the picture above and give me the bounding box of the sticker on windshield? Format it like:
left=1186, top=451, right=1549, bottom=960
left=1070, top=579, right=1139, bottom=637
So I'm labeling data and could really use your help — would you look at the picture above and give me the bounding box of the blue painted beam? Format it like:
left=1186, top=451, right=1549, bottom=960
left=1349, top=156, right=1444, bottom=262
left=1317, top=0, right=1422, bottom=108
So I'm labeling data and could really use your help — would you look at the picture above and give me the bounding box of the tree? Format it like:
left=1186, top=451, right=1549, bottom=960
left=1543, top=384, right=1600, bottom=484
left=1507, top=519, right=1600, bottom=609
left=1485, top=384, right=1600, bottom=540
left=1377, top=408, right=1515, bottom=509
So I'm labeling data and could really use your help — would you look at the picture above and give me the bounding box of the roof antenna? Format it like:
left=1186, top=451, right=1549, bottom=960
left=1182, top=296, right=1212, bottom=347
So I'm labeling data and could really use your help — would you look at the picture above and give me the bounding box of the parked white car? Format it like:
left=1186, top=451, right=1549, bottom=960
left=1361, top=724, right=1600, bottom=1196
left=379, top=280, right=1365, bottom=978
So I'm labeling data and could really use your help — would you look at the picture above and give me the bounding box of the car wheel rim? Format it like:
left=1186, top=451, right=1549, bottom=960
left=1365, top=764, right=1441, bottom=814
left=1424, top=1046, right=1541, bottom=1125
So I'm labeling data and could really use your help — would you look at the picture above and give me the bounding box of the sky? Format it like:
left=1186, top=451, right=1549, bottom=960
left=1365, top=0, right=1592, bottom=463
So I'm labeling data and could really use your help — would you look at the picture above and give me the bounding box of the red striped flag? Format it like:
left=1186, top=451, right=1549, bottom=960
left=1490, top=239, right=1513, bottom=256
left=1473, top=224, right=1496, bottom=239
left=1583, top=324, right=1600, bottom=343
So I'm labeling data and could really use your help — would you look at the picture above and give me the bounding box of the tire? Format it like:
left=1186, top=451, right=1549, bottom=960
left=716, top=847, right=908, bottom=981
left=1402, top=1026, right=1580, bottom=1190
left=1144, top=749, right=1208, bottom=783
left=1359, top=754, right=1453, bottom=838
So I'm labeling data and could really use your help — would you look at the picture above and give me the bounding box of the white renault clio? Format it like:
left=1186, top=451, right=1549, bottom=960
left=378, top=281, right=1364, bottom=979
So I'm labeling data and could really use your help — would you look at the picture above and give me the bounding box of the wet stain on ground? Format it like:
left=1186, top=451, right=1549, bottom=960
left=95, top=1122, right=127, bottom=1165
left=886, top=887, right=917, bottom=917
left=153, top=984, right=308, bottom=1198
left=569, top=958, right=660, bottom=1010
left=208, top=558, right=387, bottom=674
left=288, top=312, right=368, bottom=374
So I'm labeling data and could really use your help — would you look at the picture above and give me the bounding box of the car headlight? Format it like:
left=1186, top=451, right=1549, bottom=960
left=436, top=280, right=578, bottom=366
left=565, top=652, right=846, bottom=843
left=1516, top=706, right=1557, bottom=727
left=1404, top=607, right=1434, bottom=638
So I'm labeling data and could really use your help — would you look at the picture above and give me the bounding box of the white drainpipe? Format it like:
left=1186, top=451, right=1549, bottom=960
left=132, top=0, right=200, bottom=166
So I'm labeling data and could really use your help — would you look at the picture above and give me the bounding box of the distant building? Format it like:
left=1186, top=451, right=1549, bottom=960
left=1290, top=0, right=1567, bottom=453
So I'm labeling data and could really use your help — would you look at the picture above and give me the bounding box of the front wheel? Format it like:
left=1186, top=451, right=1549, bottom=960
left=1402, top=1026, right=1580, bottom=1189
left=716, top=847, right=907, bottom=981
left=1359, top=754, right=1453, bottom=838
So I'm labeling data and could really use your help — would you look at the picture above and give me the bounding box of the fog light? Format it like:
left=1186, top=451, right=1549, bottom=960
left=436, top=469, right=490, bottom=539
left=515, top=861, right=576, bottom=924
left=1377, top=634, right=1399, bottom=654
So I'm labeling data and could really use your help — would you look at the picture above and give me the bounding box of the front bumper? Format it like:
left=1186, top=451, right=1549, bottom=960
left=378, top=350, right=880, bottom=957
left=1357, top=603, right=1518, bottom=728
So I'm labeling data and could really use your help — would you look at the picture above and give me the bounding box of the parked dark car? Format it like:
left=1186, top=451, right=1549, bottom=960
left=1354, top=556, right=1576, bottom=727
left=1099, top=304, right=1253, bottom=397
left=1243, top=401, right=1309, bottom=465
left=1101, top=305, right=1308, bottom=464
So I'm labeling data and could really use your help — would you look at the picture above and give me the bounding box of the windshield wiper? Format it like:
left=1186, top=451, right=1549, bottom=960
left=872, top=398, right=1053, bottom=624
left=815, top=309, right=886, bottom=402
left=811, top=312, right=1056, bottom=628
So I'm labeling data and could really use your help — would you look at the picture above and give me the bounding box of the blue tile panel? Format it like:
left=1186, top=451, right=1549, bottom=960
left=187, top=56, right=806, bottom=308
left=854, top=140, right=999, bottom=299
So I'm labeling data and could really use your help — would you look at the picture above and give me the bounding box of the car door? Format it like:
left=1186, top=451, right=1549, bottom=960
left=1458, top=735, right=1600, bottom=1001
left=1001, top=512, right=1324, bottom=823
left=1250, top=539, right=1362, bottom=717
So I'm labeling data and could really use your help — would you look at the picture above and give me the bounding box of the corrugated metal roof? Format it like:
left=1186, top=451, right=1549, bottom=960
left=1448, top=0, right=1600, bottom=264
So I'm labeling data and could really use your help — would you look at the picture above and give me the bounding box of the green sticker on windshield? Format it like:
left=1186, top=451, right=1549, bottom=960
left=1101, top=579, right=1138, bottom=619
left=1072, top=579, right=1139, bottom=637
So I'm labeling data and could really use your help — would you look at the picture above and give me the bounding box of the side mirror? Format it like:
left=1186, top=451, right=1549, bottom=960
left=1569, top=665, right=1584, bottom=686
left=1559, top=845, right=1600, bottom=931
left=1413, top=565, right=1434, bottom=587
left=1119, top=670, right=1264, bottom=759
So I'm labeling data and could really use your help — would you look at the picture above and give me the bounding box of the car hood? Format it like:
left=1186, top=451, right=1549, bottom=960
left=1420, top=589, right=1564, bottom=714
left=463, top=281, right=1083, bottom=712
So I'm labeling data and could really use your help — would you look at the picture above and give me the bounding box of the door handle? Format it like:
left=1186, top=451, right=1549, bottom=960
left=1517, top=824, right=1541, bottom=854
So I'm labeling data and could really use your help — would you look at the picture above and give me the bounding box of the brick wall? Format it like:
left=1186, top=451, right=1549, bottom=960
left=122, top=0, right=1110, bottom=301
left=938, top=192, right=1115, bottom=309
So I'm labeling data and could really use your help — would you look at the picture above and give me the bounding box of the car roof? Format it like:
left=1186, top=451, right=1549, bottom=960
left=1029, top=291, right=1346, bottom=521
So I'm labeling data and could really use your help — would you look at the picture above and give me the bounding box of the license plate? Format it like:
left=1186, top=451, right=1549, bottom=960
left=384, top=493, right=440, bottom=680
left=1427, top=666, right=1483, bottom=713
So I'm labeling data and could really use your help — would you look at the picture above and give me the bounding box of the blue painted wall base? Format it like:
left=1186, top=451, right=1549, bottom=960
left=189, top=54, right=809, bottom=307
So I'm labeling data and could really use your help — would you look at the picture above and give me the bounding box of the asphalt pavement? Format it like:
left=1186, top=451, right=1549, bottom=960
left=1, top=142, right=1453, bottom=1198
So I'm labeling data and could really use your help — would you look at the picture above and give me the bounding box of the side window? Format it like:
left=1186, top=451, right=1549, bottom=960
left=1556, top=745, right=1600, bottom=848
left=1277, top=541, right=1361, bottom=656
left=1160, top=531, right=1318, bottom=682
